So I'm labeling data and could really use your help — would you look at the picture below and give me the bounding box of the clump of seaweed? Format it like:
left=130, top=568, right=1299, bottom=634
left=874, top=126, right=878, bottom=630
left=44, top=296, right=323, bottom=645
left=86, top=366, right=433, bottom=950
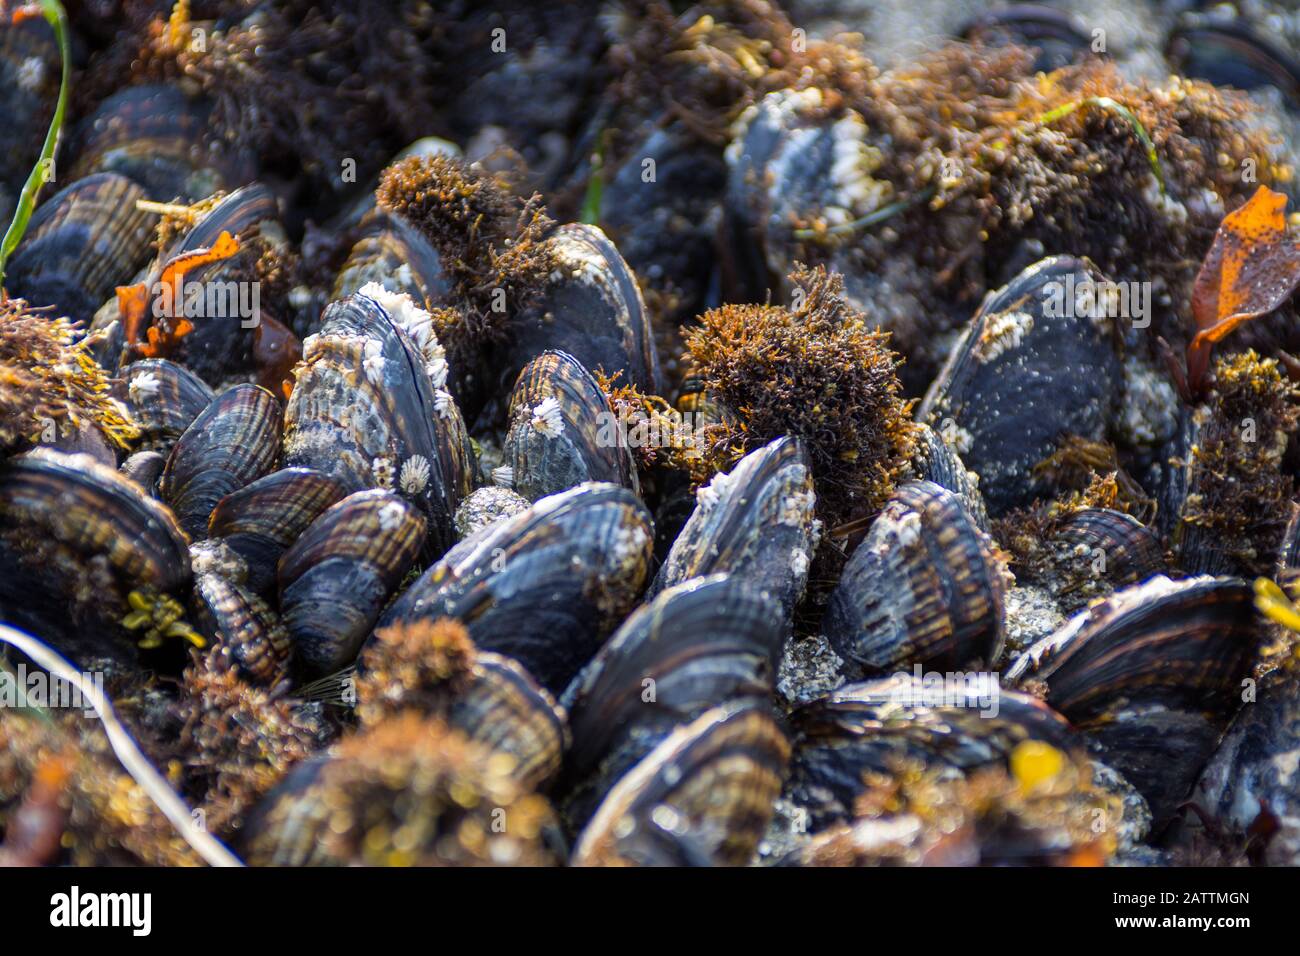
left=0, top=299, right=139, bottom=454
left=1175, top=350, right=1300, bottom=577
left=171, top=649, right=333, bottom=838
left=684, top=264, right=917, bottom=521
left=376, top=154, right=557, bottom=352
left=794, top=743, right=1124, bottom=867
left=243, top=713, right=559, bottom=867
left=355, top=618, right=477, bottom=728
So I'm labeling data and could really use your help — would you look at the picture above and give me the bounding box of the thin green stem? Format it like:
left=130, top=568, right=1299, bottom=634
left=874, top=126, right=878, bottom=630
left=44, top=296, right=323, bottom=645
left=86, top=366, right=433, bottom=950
left=1038, top=95, right=1166, bottom=194
left=793, top=185, right=938, bottom=241
left=0, top=0, right=71, bottom=290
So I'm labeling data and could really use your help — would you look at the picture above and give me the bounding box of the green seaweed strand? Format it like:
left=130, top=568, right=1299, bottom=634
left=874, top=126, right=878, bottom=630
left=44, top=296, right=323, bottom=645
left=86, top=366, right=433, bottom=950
left=1038, top=95, right=1166, bottom=195
left=0, top=0, right=71, bottom=291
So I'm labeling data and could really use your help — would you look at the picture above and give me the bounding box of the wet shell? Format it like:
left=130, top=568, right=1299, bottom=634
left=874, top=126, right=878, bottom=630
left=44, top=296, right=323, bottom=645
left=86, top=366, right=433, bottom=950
left=653, top=436, right=818, bottom=621
left=822, top=480, right=1006, bottom=677
left=561, top=576, right=786, bottom=820
left=1167, top=19, right=1300, bottom=106
left=191, top=572, right=292, bottom=686
left=379, top=483, right=653, bottom=693
left=207, top=467, right=348, bottom=595
left=1005, top=575, right=1260, bottom=824
left=67, top=84, right=255, bottom=203
left=1039, top=508, right=1165, bottom=613
left=0, top=13, right=59, bottom=214
left=120, top=450, right=166, bottom=496
left=960, top=5, right=1098, bottom=72
left=910, top=422, right=989, bottom=532
left=114, top=358, right=215, bottom=456
left=502, top=350, right=638, bottom=501
left=160, top=384, right=282, bottom=540
left=331, top=209, right=454, bottom=307
left=278, top=489, right=425, bottom=676
left=5, top=172, right=154, bottom=324
left=506, top=224, right=660, bottom=396
left=916, top=256, right=1123, bottom=516
left=0, top=448, right=190, bottom=661
left=789, top=673, right=1079, bottom=828
left=283, top=292, right=473, bottom=558
left=572, top=701, right=789, bottom=866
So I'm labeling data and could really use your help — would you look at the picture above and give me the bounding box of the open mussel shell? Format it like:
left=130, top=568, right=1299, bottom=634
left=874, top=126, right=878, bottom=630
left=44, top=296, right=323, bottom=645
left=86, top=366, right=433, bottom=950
left=823, top=480, right=1006, bottom=677
left=502, top=350, right=638, bottom=501
left=160, top=383, right=282, bottom=540
left=960, top=4, right=1099, bottom=72
left=206, top=467, right=348, bottom=595
left=910, top=422, right=989, bottom=532
left=505, top=224, right=660, bottom=397
left=454, top=652, right=570, bottom=791
left=572, top=701, right=789, bottom=866
left=67, top=84, right=255, bottom=203
left=191, top=572, right=292, bottom=687
left=379, top=482, right=653, bottom=694
left=0, top=448, right=191, bottom=662
left=917, top=256, right=1124, bottom=516
left=561, top=576, right=786, bottom=822
left=653, top=436, right=817, bottom=621
left=5, top=172, right=155, bottom=324
left=789, top=674, right=1079, bottom=829
left=283, top=292, right=473, bottom=558
left=278, top=489, right=425, bottom=677
left=114, top=358, right=215, bottom=456
left=1038, top=508, right=1165, bottom=613
left=1190, top=667, right=1300, bottom=864
left=1005, top=575, right=1260, bottom=824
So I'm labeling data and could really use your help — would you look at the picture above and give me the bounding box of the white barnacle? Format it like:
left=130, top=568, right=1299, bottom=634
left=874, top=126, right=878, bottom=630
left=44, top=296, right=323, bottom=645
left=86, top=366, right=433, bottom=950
left=530, top=396, right=565, bottom=438
left=973, top=309, right=1034, bottom=362
left=434, top=389, right=456, bottom=420
left=695, top=469, right=732, bottom=511
left=16, top=56, right=45, bottom=92
left=359, top=280, right=434, bottom=352
left=400, top=455, right=431, bottom=495
left=372, top=456, right=396, bottom=490
left=362, top=338, right=385, bottom=384
left=377, top=499, right=407, bottom=532
left=127, top=371, right=162, bottom=405
left=781, top=487, right=816, bottom=527
left=790, top=547, right=810, bottom=577
left=491, top=465, right=515, bottom=488
left=425, top=349, right=449, bottom=390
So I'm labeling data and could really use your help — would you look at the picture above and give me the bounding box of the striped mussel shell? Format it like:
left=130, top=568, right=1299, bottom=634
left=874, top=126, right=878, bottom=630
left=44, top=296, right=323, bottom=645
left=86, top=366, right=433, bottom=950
left=5, top=173, right=155, bottom=324
left=788, top=673, right=1079, bottom=829
left=560, top=575, right=786, bottom=825
left=379, top=482, right=654, bottom=693
left=505, top=224, right=660, bottom=397
left=1167, top=16, right=1300, bottom=106
left=572, top=701, right=789, bottom=867
left=1035, top=508, right=1165, bottom=613
left=206, top=467, right=348, bottom=595
left=67, top=84, right=256, bottom=204
left=283, top=291, right=474, bottom=559
left=190, top=571, right=292, bottom=687
left=653, top=436, right=818, bottom=621
left=278, top=489, right=425, bottom=677
left=1005, top=575, right=1261, bottom=825
left=0, top=448, right=190, bottom=662
left=822, top=480, right=1007, bottom=677
left=916, top=256, right=1124, bottom=516
left=160, top=383, right=282, bottom=540
left=331, top=209, right=454, bottom=307
left=910, top=421, right=989, bottom=532
left=113, top=359, right=216, bottom=456
left=452, top=652, right=570, bottom=791
left=502, top=350, right=638, bottom=501
left=1191, top=666, right=1300, bottom=865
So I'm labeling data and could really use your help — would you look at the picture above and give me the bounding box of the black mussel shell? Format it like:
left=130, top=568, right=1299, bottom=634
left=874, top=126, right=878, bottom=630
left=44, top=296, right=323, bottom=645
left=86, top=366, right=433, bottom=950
left=379, top=482, right=653, bottom=694
left=653, top=436, right=818, bottom=622
left=961, top=5, right=1100, bottom=73
left=917, top=256, right=1124, bottom=516
left=114, top=358, right=216, bottom=456
left=283, top=291, right=473, bottom=559
left=191, top=571, right=292, bottom=687
left=278, top=489, right=425, bottom=677
left=160, top=383, right=282, bottom=540
left=1167, top=19, right=1300, bottom=106
left=789, top=673, right=1079, bottom=829
left=561, top=575, right=785, bottom=823
left=571, top=701, right=789, bottom=866
left=910, top=422, right=989, bottom=532
left=823, top=480, right=1006, bottom=677
left=207, top=467, right=348, bottom=595
left=6, top=172, right=155, bottom=324
left=1034, top=508, right=1166, bottom=614
left=502, top=350, right=638, bottom=501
